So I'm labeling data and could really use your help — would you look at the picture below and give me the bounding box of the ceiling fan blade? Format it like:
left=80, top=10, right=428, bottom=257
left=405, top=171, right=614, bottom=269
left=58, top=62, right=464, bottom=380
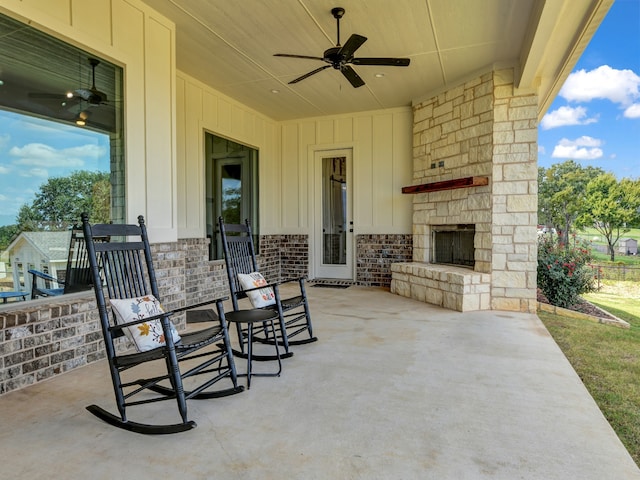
left=274, top=53, right=324, bottom=61
left=28, top=92, right=82, bottom=109
left=341, top=65, right=365, bottom=88
left=288, top=65, right=332, bottom=84
left=28, top=93, right=66, bottom=100
left=352, top=57, right=411, bottom=67
left=338, top=34, right=367, bottom=59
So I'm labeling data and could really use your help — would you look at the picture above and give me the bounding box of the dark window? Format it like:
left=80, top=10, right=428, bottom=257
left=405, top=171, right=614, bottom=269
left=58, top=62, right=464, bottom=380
left=205, top=133, right=258, bottom=260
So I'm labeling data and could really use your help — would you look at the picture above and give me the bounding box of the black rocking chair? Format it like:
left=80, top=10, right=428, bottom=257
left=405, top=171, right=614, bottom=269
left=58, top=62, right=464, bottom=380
left=82, top=213, right=243, bottom=434
left=218, top=217, right=317, bottom=360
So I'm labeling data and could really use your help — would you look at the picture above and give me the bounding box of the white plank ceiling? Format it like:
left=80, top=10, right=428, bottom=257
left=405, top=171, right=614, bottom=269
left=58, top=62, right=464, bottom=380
left=142, top=0, right=611, bottom=121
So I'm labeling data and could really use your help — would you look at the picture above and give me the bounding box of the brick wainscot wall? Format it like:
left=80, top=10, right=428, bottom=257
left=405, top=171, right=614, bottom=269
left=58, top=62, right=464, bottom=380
left=1, top=231, right=410, bottom=395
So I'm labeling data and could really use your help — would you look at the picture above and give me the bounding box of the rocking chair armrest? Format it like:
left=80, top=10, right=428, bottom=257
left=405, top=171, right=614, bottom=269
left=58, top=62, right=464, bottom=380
left=239, top=284, right=274, bottom=295
left=171, top=296, right=230, bottom=315
left=107, top=296, right=230, bottom=333
left=107, top=310, right=174, bottom=333
left=28, top=269, right=66, bottom=286
left=238, top=277, right=304, bottom=295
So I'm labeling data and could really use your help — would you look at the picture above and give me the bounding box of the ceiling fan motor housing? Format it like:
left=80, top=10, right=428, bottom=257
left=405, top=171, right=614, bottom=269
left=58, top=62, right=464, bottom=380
left=324, top=46, right=347, bottom=68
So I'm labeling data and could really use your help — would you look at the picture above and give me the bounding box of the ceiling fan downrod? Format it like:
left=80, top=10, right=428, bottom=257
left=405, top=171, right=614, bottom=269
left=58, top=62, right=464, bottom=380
left=331, top=7, right=345, bottom=46
left=89, top=58, right=100, bottom=90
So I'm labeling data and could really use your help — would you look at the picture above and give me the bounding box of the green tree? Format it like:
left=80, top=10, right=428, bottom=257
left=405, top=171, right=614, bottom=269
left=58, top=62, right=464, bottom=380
left=576, top=174, right=640, bottom=261
left=0, top=224, right=20, bottom=251
left=538, top=161, right=605, bottom=244
left=15, top=204, right=41, bottom=232
left=16, top=170, right=110, bottom=231
left=91, top=178, right=111, bottom=224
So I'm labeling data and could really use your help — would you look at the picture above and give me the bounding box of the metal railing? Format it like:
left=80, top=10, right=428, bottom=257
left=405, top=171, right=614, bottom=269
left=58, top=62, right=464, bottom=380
left=589, top=264, right=640, bottom=288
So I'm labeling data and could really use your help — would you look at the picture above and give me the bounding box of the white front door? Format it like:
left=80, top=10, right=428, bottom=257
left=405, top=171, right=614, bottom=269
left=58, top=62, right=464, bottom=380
left=314, top=149, right=353, bottom=280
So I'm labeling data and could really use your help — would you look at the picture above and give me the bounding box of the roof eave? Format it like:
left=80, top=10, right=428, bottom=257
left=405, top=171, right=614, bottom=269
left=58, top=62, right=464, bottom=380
left=516, top=0, right=614, bottom=120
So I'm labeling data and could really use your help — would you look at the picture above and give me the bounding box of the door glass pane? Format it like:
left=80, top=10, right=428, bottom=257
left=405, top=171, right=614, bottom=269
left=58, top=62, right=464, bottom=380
left=322, top=157, right=347, bottom=265
left=221, top=164, right=242, bottom=225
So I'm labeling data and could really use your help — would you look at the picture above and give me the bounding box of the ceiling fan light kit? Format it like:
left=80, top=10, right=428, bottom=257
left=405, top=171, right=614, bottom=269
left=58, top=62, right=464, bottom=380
left=75, top=109, right=90, bottom=126
left=274, top=6, right=410, bottom=88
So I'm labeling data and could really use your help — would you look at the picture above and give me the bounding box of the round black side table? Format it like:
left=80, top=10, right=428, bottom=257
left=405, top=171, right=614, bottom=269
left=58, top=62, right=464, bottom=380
left=226, top=309, right=283, bottom=389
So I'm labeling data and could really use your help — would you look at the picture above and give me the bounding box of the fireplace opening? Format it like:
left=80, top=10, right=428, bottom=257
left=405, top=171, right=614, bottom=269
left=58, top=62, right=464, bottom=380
left=432, top=224, right=475, bottom=268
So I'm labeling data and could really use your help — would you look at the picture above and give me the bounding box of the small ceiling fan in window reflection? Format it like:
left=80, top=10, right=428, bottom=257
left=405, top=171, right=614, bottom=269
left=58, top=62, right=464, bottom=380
left=29, top=57, right=110, bottom=106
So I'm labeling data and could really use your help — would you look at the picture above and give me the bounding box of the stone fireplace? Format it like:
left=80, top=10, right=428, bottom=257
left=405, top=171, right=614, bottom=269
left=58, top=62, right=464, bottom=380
left=390, top=69, right=539, bottom=313
left=432, top=224, right=475, bottom=268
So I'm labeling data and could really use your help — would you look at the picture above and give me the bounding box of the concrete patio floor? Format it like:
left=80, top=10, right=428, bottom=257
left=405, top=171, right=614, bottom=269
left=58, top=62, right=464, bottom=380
left=1, top=285, right=639, bottom=479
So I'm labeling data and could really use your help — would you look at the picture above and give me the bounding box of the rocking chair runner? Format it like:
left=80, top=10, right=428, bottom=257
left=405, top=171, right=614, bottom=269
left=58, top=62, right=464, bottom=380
left=218, top=217, right=317, bottom=359
left=81, top=213, right=243, bottom=434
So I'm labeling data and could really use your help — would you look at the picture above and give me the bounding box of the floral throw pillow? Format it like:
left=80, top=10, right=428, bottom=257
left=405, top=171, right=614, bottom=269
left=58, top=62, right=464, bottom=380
left=237, top=272, right=276, bottom=308
left=109, top=295, right=181, bottom=352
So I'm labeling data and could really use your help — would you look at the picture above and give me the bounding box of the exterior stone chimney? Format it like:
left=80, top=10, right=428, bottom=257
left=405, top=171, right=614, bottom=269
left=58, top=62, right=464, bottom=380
left=391, top=69, right=538, bottom=313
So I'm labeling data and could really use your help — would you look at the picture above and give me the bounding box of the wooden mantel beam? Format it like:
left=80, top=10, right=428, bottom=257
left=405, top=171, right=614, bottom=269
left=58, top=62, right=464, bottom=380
left=401, top=176, right=489, bottom=194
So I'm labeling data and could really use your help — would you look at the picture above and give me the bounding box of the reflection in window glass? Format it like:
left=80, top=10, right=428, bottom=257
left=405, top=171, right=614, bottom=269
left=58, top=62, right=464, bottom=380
left=205, top=133, right=258, bottom=260
left=221, top=164, right=242, bottom=225
left=0, top=12, right=124, bottom=303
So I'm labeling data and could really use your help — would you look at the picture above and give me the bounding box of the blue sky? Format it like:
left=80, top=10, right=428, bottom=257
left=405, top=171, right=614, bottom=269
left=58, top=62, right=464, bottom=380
left=538, top=0, right=640, bottom=180
left=0, top=111, right=110, bottom=226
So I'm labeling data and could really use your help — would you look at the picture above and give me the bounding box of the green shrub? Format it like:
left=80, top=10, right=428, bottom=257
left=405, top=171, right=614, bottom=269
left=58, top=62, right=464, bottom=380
left=537, top=234, right=595, bottom=308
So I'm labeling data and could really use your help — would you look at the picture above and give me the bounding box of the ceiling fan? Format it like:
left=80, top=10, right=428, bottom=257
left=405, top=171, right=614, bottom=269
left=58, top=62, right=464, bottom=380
left=274, top=7, right=410, bottom=88
left=29, top=57, right=109, bottom=106
left=72, top=58, right=109, bottom=105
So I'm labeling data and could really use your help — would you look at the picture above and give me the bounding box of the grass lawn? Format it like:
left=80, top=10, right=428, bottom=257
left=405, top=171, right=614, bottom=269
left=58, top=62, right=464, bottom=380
left=539, top=281, right=640, bottom=467
left=583, top=282, right=640, bottom=319
left=591, top=251, right=640, bottom=266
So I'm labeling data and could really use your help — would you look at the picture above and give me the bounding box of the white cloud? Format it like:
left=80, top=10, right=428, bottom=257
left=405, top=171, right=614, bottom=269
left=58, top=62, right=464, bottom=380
left=538, top=145, right=546, bottom=155
left=19, top=168, right=49, bottom=178
left=551, top=136, right=604, bottom=160
left=624, top=103, right=640, bottom=118
left=0, top=133, right=10, bottom=149
left=560, top=65, right=640, bottom=106
left=9, top=142, right=105, bottom=168
left=540, top=106, right=598, bottom=129
left=0, top=165, right=10, bottom=175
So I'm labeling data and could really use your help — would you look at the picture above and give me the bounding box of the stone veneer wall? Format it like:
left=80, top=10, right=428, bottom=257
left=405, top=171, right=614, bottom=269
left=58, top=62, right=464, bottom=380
left=392, top=69, right=538, bottom=313
left=356, top=234, right=413, bottom=287
left=490, top=70, right=538, bottom=312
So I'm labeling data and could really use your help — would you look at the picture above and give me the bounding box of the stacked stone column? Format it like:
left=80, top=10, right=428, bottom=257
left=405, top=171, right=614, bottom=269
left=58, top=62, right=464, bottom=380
left=395, top=68, right=537, bottom=313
